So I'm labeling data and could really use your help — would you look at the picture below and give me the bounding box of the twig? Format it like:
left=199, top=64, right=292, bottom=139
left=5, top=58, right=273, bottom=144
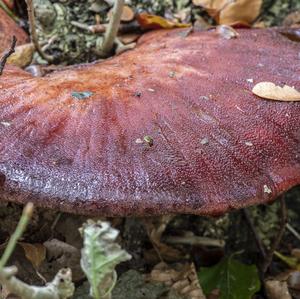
left=164, top=235, right=225, bottom=248
left=286, top=223, right=300, bottom=242
left=242, top=208, right=267, bottom=260
left=0, top=202, right=34, bottom=270
left=0, top=36, right=16, bottom=76
left=262, top=196, right=288, bottom=274
left=25, top=0, right=54, bottom=63
left=99, top=0, right=124, bottom=57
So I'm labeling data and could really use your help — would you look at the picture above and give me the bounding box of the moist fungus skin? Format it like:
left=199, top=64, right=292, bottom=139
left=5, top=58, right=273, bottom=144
left=0, top=28, right=299, bottom=216
left=0, top=9, right=28, bottom=53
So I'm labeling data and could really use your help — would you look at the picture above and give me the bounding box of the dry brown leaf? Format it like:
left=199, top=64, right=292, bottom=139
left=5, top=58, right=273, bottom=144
left=137, top=13, right=191, bottom=30
left=192, top=0, right=262, bottom=25
left=143, top=216, right=185, bottom=262
left=265, top=280, right=292, bottom=299
left=150, top=262, right=206, bottom=299
left=252, top=82, right=300, bottom=102
left=108, top=5, right=135, bottom=22
left=7, top=43, right=34, bottom=68
left=19, top=242, right=46, bottom=269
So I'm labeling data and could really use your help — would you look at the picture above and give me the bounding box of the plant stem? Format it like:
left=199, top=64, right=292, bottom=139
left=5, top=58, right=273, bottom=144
left=0, top=203, right=34, bottom=270
left=25, top=0, right=54, bottom=63
left=0, top=0, right=19, bottom=22
left=100, top=0, right=124, bottom=57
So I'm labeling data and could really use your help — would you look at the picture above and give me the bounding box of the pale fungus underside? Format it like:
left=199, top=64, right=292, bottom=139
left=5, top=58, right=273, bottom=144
left=0, top=28, right=299, bottom=216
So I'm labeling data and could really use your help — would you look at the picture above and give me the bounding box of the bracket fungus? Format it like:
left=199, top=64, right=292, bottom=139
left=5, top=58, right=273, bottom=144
left=0, top=27, right=299, bottom=216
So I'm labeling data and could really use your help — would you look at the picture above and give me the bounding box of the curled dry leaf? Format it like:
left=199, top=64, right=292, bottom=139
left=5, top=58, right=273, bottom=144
left=192, top=0, right=262, bottom=25
left=252, top=82, right=300, bottom=102
left=137, top=13, right=191, bottom=30
left=150, top=262, right=206, bottom=299
left=143, top=216, right=184, bottom=262
left=0, top=9, right=28, bottom=53
left=7, top=43, right=35, bottom=68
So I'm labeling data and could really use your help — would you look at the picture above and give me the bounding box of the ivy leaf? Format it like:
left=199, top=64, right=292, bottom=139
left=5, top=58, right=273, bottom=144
left=198, top=255, right=260, bottom=299
left=80, top=220, right=132, bottom=299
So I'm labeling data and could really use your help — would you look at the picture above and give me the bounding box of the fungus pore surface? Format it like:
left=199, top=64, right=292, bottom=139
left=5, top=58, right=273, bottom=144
left=0, top=28, right=299, bottom=216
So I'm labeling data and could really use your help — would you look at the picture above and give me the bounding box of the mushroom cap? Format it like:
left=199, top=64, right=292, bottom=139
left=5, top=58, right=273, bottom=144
left=0, top=28, right=299, bottom=216
left=0, top=9, right=28, bottom=53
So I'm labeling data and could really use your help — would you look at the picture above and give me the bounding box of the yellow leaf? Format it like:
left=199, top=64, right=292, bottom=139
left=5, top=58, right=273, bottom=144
left=252, top=82, right=300, bottom=102
left=192, top=0, right=262, bottom=25
left=19, top=242, right=46, bottom=269
left=7, top=43, right=34, bottom=68
left=137, top=13, right=191, bottom=30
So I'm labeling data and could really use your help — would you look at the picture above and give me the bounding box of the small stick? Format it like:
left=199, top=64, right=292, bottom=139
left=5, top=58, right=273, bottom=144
left=262, top=196, right=288, bottom=274
left=25, top=0, right=54, bottom=63
left=100, top=0, right=124, bottom=57
left=0, top=203, right=34, bottom=270
left=242, top=208, right=267, bottom=260
left=0, top=36, right=16, bottom=76
left=286, top=223, right=300, bottom=242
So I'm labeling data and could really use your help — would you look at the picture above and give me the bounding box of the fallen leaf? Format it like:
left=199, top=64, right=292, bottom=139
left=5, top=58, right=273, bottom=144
left=108, top=5, right=135, bottom=22
left=198, top=255, right=261, bottom=299
left=143, top=216, right=184, bottom=262
left=137, top=13, right=191, bottom=30
left=7, top=43, right=34, bottom=68
left=252, top=82, right=300, bottom=101
left=19, top=242, right=46, bottom=269
left=193, top=0, right=262, bottom=25
left=151, top=262, right=206, bottom=299
left=265, top=280, right=292, bottom=299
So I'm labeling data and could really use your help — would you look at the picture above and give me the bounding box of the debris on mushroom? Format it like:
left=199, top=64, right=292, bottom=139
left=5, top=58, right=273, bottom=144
left=0, top=27, right=299, bottom=216
left=252, top=82, right=300, bottom=101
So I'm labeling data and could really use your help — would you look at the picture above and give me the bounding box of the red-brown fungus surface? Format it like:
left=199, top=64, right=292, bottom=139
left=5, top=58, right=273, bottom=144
left=0, top=28, right=299, bottom=216
left=0, top=9, right=28, bottom=53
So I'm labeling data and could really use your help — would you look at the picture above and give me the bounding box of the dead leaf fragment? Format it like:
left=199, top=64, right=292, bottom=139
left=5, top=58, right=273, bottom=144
left=252, top=82, right=300, bottom=102
left=108, top=5, right=135, bottom=22
left=150, top=262, right=206, bottom=299
left=137, top=13, right=191, bottom=30
left=265, top=279, right=292, bottom=299
left=193, top=0, right=262, bottom=25
left=7, top=43, right=34, bottom=68
left=19, top=242, right=46, bottom=269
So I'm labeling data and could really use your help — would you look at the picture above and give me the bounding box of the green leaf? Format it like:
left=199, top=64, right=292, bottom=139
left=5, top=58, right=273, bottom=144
left=80, top=220, right=132, bottom=299
left=198, top=256, right=260, bottom=299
